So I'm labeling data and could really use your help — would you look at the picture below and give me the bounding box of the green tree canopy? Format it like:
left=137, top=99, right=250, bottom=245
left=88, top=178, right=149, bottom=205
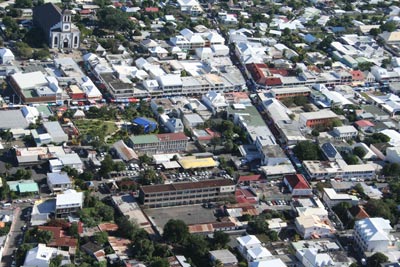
left=353, top=147, right=366, bottom=159
left=293, top=141, right=320, bottom=161
left=367, top=252, right=388, bottom=267
left=163, top=219, right=189, bottom=244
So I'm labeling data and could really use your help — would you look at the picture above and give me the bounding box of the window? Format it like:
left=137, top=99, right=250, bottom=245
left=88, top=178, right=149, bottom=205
left=54, top=36, right=58, bottom=45
left=74, top=36, right=78, bottom=46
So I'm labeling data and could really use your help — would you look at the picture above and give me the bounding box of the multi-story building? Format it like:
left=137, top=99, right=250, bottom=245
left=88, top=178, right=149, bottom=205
left=353, top=218, right=393, bottom=253
left=332, top=126, right=358, bottom=140
left=55, top=190, right=84, bottom=218
left=322, top=188, right=358, bottom=208
left=139, top=179, right=235, bottom=208
left=299, top=110, right=338, bottom=128
left=283, top=174, right=312, bottom=197
left=128, top=133, right=188, bottom=155
left=271, top=87, right=311, bottom=100
left=47, top=172, right=72, bottom=193
left=295, top=215, right=335, bottom=239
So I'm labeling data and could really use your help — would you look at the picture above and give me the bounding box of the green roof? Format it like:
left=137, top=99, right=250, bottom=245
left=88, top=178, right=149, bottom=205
left=36, top=105, right=53, bottom=117
left=7, top=180, right=39, bottom=193
left=129, top=134, right=159, bottom=145
left=226, top=105, right=265, bottom=127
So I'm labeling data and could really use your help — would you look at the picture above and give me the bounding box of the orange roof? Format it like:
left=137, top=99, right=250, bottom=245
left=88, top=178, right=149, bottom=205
left=38, top=226, right=77, bottom=248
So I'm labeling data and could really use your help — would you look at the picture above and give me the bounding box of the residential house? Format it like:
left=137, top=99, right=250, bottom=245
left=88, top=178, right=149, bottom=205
left=295, top=215, right=335, bottom=239
left=7, top=180, right=39, bottom=195
left=332, top=125, right=358, bottom=140
left=202, top=91, right=228, bottom=115
left=322, top=188, right=358, bottom=208
left=23, top=244, right=58, bottom=267
left=283, top=174, right=312, bottom=197
left=209, top=249, right=238, bottom=266
left=0, top=48, right=14, bottom=64
left=47, top=172, right=72, bottom=192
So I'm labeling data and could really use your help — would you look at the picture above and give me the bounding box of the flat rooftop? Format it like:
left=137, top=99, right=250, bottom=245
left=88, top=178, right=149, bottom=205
left=0, top=110, right=29, bottom=129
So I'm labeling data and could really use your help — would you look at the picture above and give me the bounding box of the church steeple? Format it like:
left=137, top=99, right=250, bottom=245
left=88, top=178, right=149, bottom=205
left=61, top=9, right=72, bottom=32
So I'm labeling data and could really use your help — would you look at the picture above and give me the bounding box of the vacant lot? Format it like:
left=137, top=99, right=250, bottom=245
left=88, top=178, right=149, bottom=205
left=74, top=119, right=117, bottom=137
left=145, top=205, right=216, bottom=233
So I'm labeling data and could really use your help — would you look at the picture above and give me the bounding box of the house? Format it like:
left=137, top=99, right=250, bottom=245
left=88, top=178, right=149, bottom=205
left=332, top=125, right=358, bottom=140
left=249, top=259, right=287, bottom=267
left=50, top=153, right=84, bottom=173
left=295, top=215, right=335, bottom=239
left=353, top=217, right=393, bottom=253
left=81, top=242, right=106, bottom=262
left=8, top=180, right=39, bottom=195
left=322, top=188, right=358, bottom=208
left=236, top=235, right=262, bottom=256
left=209, top=249, right=238, bottom=266
left=42, top=121, right=68, bottom=144
left=347, top=205, right=370, bottom=221
left=283, top=174, right=312, bottom=197
left=24, top=244, right=58, bottom=267
left=168, top=255, right=192, bottom=267
left=298, top=248, right=335, bottom=267
left=0, top=48, right=14, bottom=64
left=202, top=91, right=228, bottom=115
left=354, top=120, right=375, bottom=132
left=47, top=172, right=72, bottom=192
left=385, top=146, right=400, bottom=164
left=55, top=189, right=84, bottom=218
left=246, top=247, right=273, bottom=263
left=37, top=225, right=78, bottom=252
left=177, top=0, right=203, bottom=15
left=33, top=3, right=80, bottom=49
left=182, top=113, right=204, bottom=129
left=112, top=140, right=139, bottom=162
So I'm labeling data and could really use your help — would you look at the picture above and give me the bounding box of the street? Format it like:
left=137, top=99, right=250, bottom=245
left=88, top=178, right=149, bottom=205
left=1, top=206, right=23, bottom=267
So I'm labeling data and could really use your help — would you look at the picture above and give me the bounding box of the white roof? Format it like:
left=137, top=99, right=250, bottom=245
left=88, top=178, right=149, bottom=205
left=24, top=244, right=57, bottom=266
left=247, top=246, right=272, bottom=259
left=355, top=217, right=392, bottom=242
left=58, top=153, right=82, bottom=165
left=81, top=76, right=102, bottom=98
left=333, top=125, right=358, bottom=134
left=249, top=258, right=287, bottom=267
left=303, top=248, right=334, bottom=267
left=0, top=48, right=14, bottom=58
left=380, top=129, right=400, bottom=146
left=157, top=74, right=182, bottom=87
left=300, top=110, right=337, bottom=121
left=56, top=189, right=83, bottom=207
left=323, top=188, right=352, bottom=201
left=11, top=71, right=48, bottom=90
left=236, top=235, right=261, bottom=248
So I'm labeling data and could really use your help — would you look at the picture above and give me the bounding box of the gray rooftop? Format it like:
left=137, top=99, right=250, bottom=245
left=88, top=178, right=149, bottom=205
left=47, top=172, right=71, bottom=185
left=0, top=110, right=29, bottom=129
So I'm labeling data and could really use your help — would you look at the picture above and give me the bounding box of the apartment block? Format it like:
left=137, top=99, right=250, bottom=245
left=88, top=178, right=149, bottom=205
left=128, top=132, right=188, bottom=155
left=139, top=179, right=235, bottom=208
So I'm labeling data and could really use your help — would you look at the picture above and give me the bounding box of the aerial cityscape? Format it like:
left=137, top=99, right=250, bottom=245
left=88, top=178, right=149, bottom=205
left=0, top=0, right=398, bottom=266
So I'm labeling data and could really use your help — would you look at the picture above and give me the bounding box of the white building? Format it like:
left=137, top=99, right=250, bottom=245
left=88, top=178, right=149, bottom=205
left=176, top=0, right=203, bottom=15
left=353, top=218, right=393, bottom=253
left=246, top=247, right=273, bottom=263
left=295, top=215, right=335, bottom=239
left=236, top=235, right=262, bottom=256
left=0, top=48, right=14, bottom=64
left=202, top=91, right=228, bottom=114
left=249, top=259, right=287, bottom=267
left=322, top=188, right=358, bottom=208
left=55, top=189, right=83, bottom=218
left=299, top=248, right=334, bottom=267
left=386, top=146, right=400, bottom=163
left=332, top=125, right=358, bottom=140
left=24, top=244, right=58, bottom=267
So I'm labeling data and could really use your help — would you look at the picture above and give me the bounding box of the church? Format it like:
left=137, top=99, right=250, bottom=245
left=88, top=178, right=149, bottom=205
left=33, top=3, right=80, bottom=50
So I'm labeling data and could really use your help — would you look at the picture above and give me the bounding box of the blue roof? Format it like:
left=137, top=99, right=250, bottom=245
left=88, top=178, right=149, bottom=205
left=47, top=172, right=71, bottom=185
left=132, top=117, right=157, bottom=125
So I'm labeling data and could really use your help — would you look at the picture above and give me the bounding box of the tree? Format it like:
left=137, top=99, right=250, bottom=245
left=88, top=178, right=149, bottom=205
left=248, top=216, right=269, bottom=234
left=367, top=252, right=388, bottom=267
left=93, top=231, right=108, bottom=245
left=163, top=219, right=189, bottom=244
left=369, top=28, right=381, bottom=36
left=224, top=140, right=234, bottom=153
left=184, top=234, right=209, bottom=257
left=380, top=21, right=397, bottom=32
left=133, top=238, right=154, bottom=260
left=37, top=229, right=53, bottom=243
left=116, top=216, right=138, bottom=240
left=382, top=163, right=400, bottom=177
left=365, top=199, right=395, bottom=223
left=353, top=147, right=366, bottom=159
left=311, top=129, right=320, bottom=137
left=293, top=141, right=320, bottom=161
left=49, top=254, right=63, bottom=267
left=99, top=155, right=114, bottom=177
left=149, top=257, right=169, bottom=267
left=14, top=0, right=33, bottom=7
left=97, top=203, right=114, bottom=221
left=15, top=42, right=33, bottom=59
left=140, top=169, right=161, bottom=185
left=212, top=231, right=230, bottom=249
left=68, top=222, right=79, bottom=238
left=139, top=154, right=152, bottom=164
left=210, top=136, right=221, bottom=152
left=33, top=49, right=50, bottom=60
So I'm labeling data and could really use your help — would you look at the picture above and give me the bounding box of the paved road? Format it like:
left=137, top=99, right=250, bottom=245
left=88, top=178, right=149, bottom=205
left=1, top=206, right=22, bottom=267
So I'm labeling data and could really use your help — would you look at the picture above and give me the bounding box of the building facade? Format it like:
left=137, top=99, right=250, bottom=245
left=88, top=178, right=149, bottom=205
left=353, top=218, right=392, bottom=253
left=128, top=133, right=188, bottom=155
left=139, top=179, right=235, bottom=208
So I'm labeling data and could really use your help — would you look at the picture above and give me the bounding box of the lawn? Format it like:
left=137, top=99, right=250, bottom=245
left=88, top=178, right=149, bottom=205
left=74, top=119, right=118, bottom=137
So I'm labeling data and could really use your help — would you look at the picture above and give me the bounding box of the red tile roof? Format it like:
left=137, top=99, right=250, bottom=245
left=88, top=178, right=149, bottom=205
left=349, top=205, right=370, bottom=220
left=350, top=70, right=365, bottom=81
left=355, top=120, right=375, bottom=128
left=145, top=7, right=159, bottom=12
left=38, top=226, right=78, bottom=248
left=98, top=223, right=119, bottom=232
left=284, top=174, right=311, bottom=190
left=238, top=174, right=261, bottom=183
left=157, top=132, right=188, bottom=142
